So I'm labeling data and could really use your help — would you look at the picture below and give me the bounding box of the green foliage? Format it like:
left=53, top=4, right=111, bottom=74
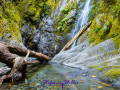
left=58, top=18, right=69, bottom=32
left=62, top=5, right=77, bottom=15
left=55, top=0, right=78, bottom=35
left=70, top=4, right=76, bottom=10
left=110, top=32, right=115, bottom=38
left=56, top=16, right=59, bottom=20
left=94, top=28, right=100, bottom=33
left=62, top=0, right=77, bottom=15
left=62, top=8, right=69, bottom=14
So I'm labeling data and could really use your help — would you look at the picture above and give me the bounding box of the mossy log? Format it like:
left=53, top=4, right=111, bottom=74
left=61, top=21, right=92, bottom=52
left=0, top=41, right=51, bottom=85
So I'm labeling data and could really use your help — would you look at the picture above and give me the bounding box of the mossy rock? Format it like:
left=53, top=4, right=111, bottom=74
left=105, top=68, right=120, bottom=78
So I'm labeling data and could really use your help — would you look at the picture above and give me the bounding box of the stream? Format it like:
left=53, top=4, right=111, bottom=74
left=1, top=63, right=119, bottom=90
left=70, top=0, right=91, bottom=48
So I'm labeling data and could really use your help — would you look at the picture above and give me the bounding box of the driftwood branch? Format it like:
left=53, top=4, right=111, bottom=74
left=0, top=67, right=11, bottom=77
left=0, top=60, right=39, bottom=85
left=25, top=60, right=39, bottom=64
left=0, top=75, right=11, bottom=86
left=0, top=41, right=51, bottom=85
left=61, top=21, right=92, bottom=52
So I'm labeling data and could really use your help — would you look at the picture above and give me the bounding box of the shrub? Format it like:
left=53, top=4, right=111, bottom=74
left=62, top=8, right=69, bottom=14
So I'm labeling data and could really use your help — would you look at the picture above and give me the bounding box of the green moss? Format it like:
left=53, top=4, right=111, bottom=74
left=105, top=68, right=120, bottom=78
left=0, top=6, right=3, bottom=18
left=88, top=61, right=112, bottom=72
left=94, top=28, right=100, bottom=33
left=0, top=1, right=22, bottom=42
left=103, top=0, right=117, bottom=5
left=112, top=35, right=120, bottom=49
left=57, top=18, right=73, bottom=34
left=88, top=62, right=105, bottom=69
left=62, top=0, right=77, bottom=14
left=62, top=8, right=69, bottom=14
left=62, top=1, right=77, bottom=14
left=54, top=0, right=78, bottom=35
left=0, top=0, right=56, bottom=43
left=110, top=18, right=120, bottom=49
left=86, top=0, right=120, bottom=81
left=56, top=16, right=59, bottom=20
left=88, top=0, right=120, bottom=46
left=104, top=50, right=119, bottom=57
left=88, top=65, right=99, bottom=68
left=64, top=24, right=74, bottom=34
left=97, top=66, right=108, bottom=71
left=88, top=0, right=101, bottom=21
left=113, top=65, right=120, bottom=68
left=110, top=32, right=115, bottom=38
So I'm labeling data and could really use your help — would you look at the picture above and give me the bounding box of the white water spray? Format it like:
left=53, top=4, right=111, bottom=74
left=60, top=0, right=68, bottom=11
left=71, top=0, right=91, bottom=48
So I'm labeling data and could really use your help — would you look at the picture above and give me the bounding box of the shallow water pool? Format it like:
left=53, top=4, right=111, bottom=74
left=1, top=64, right=119, bottom=90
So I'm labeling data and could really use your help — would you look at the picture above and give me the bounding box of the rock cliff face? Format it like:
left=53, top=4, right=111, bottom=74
left=20, top=0, right=81, bottom=56
left=0, top=0, right=82, bottom=56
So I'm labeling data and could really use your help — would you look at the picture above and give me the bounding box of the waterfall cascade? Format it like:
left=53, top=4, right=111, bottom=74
left=71, top=0, right=91, bottom=48
left=60, top=0, right=68, bottom=11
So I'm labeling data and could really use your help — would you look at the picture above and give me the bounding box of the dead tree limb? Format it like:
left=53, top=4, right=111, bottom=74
left=61, top=21, right=92, bottom=52
left=7, top=43, right=51, bottom=62
left=0, top=67, right=11, bottom=77
left=25, top=60, right=39, bottom=64
left=0, top=75, right=11, bottom=86
left=0, top=41, right=51, bottom=85
left=0, top=59, right=39, bottom=85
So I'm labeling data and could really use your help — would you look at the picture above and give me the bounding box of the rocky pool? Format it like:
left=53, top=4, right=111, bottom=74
left=1, top=63, right=119, bottom=90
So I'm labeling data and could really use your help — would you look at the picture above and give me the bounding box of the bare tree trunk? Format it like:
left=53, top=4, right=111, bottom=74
left=7, top=43, right=51, bottom=61
left=61, top=21, right=92, bottom=52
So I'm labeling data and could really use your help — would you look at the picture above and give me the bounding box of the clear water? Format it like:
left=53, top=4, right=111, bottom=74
left=71, top=0, right=92, bottom=48
left=1, top=64, right=118, bottom=90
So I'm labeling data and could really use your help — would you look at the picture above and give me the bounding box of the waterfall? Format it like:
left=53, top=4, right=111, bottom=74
left=60, top=0, right=68, bottom=11
left=71, top=0, right=91, bottom=48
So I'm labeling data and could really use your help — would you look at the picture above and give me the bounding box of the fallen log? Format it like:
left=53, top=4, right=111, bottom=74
left=0, top=60, right=39, bottom=85
left=0, top=75, right=11, bottom=86
left=0, top=41, right=51, bottom=85
left=25, top=60, right=39, bottom=64
left=61, top=21, right=92, bottom=52
left=0, top=67, right=11, bottom=77
left=7, top=42, right=51, bottom=62
left=0, top=67, right=11, bottom=85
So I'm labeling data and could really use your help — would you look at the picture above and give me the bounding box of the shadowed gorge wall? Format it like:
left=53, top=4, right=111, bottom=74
left=0, top=0, right=83, bottom=56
